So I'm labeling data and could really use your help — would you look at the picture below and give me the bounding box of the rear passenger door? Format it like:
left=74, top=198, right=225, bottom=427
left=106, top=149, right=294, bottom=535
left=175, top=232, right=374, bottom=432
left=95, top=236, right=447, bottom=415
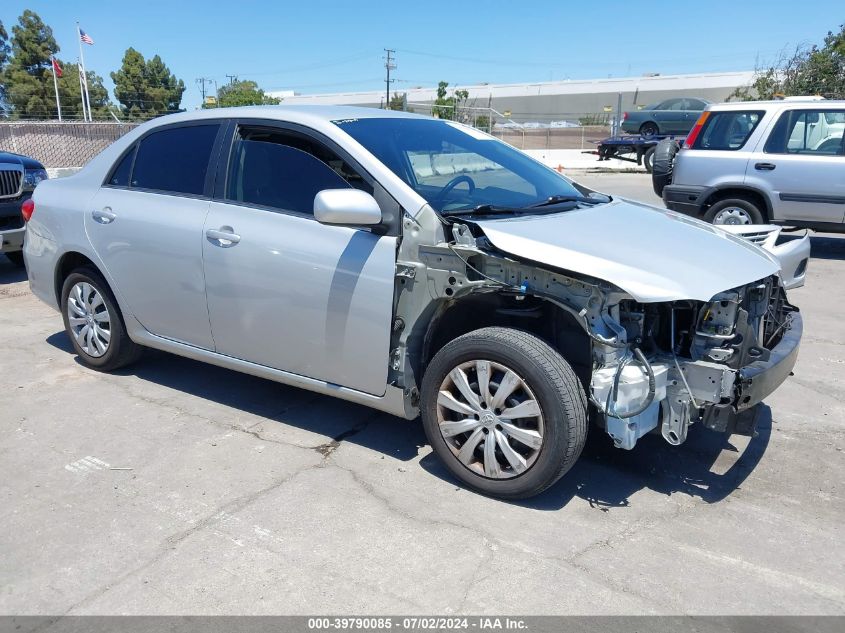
left=87, top=122, right=224, bottom=350
left=202, top=121, right=397, bottom=396
left=654, top=99, right=687, bottom=134
left=753, top=108, right=845, bottom=224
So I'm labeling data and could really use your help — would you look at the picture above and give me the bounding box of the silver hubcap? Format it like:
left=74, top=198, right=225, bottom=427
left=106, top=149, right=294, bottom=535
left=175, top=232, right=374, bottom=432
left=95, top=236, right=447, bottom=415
left=437, top=360, right=545, bottom=479
left=713, top=207, right=752, bottom=225
left=67, top=282, right=111, bottom=358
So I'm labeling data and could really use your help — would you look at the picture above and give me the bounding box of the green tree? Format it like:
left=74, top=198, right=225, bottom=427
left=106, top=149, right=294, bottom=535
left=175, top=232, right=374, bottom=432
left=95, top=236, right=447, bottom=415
left=388, top=92, right=406, bottom=111
left=2, top=10, right=59, bottom=118
left=111, top=48, right=185, bottom=119
left=213, top=80, right=280, bottom=108
left=431, top=82, right=470, bottom=121
left=730, top=24, right=845, bottom=100
left=0, top=20, right=10, bottom=114
left=56, top=61, right=111, bottom=120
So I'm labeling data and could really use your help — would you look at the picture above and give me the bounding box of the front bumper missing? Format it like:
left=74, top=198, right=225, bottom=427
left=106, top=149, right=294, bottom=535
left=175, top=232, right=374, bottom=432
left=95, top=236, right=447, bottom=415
left=699, top=311, right=802, bottom=434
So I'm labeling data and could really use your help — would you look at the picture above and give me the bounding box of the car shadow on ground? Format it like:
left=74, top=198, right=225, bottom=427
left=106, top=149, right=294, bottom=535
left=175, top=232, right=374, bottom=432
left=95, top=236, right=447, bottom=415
left=809, top=234, right=845, bottom=261
left=0, top=257, right=27, bottom=284
left=47, top=331, right=771, bottom=511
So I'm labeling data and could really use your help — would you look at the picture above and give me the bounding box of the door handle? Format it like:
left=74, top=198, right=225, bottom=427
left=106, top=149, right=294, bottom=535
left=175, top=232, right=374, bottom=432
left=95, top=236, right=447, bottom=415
left=206, top=227, right=241, bottom=246
left=92, top=208, right=116, bottom=224
left=755, top=162, right=777, bottom=171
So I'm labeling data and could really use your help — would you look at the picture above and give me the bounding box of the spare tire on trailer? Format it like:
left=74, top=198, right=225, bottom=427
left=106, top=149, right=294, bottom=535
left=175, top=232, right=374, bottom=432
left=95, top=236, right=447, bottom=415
left=651, top=138, right=680, bottom=197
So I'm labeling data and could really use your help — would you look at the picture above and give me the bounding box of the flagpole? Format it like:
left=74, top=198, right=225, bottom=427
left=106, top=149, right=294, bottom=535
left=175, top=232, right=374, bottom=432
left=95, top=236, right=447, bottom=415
left=50, top=57, right=62, bottom=122
left=77, top=57, right=87, bottom=122
left=76, top=22, right=91, bottom=122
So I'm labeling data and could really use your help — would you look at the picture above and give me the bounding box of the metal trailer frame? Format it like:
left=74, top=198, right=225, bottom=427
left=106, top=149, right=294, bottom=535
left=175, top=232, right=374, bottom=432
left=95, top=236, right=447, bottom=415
left=586, top=134, right=687, bottom=170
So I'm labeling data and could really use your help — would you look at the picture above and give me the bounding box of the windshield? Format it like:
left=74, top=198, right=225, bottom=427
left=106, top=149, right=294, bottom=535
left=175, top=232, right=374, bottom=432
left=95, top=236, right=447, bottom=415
left=333, top=117, right=584, bottom=213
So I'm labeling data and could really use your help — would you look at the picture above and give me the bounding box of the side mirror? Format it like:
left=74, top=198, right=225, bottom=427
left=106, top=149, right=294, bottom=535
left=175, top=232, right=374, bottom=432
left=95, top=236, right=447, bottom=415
left=314, top=189, right=382, bottom=226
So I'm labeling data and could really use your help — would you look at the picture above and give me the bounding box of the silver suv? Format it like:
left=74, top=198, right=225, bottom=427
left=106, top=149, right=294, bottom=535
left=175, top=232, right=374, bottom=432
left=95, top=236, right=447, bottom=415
left=24, top=106, right=802, bottom=499
left=663, top=99, right=845, bottom=229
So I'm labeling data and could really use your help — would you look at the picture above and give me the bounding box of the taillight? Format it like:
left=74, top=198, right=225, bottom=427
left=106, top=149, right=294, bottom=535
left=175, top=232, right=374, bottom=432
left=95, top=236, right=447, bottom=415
left=623, top=111, right=629, bottom=121
left=684, top=111, right=710, bottom=148
left=21, top=198, right=35, bottom=222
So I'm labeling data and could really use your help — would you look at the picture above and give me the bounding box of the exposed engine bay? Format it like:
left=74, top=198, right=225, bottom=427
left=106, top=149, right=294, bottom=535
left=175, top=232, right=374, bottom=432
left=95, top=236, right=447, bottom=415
left=393, top=216, right=802, bottom=450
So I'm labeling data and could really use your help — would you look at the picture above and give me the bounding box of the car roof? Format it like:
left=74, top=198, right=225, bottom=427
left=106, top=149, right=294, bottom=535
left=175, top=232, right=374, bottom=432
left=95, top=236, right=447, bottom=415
left=137, top=104, right=429, bottom=128
left=707, top=99, right=845, bottom=111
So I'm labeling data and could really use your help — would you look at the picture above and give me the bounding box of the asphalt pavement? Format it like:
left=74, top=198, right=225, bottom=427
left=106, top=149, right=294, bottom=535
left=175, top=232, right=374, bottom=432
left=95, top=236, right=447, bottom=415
left=0, top=172, right=842, bottom=615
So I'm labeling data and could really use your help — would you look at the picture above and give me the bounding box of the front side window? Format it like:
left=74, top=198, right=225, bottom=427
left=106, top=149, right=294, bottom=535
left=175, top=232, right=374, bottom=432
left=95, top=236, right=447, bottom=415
left=764, top=109, right=845, bottom=155
left=226, top=126, right=367, bottom=215
left=334, top=118, right=584, bottom=213
left=692, top=110, right=763, bottom=150
left=131, top=124, right=220, bottom=195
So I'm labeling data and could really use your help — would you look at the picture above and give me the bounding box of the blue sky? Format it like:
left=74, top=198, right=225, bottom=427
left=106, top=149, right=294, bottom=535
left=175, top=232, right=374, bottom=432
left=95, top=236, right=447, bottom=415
left=2, top=0, right=841, bottom=110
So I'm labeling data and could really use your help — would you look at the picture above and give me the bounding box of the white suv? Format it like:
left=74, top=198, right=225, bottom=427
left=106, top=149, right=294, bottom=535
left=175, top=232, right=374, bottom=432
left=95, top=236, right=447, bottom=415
left=662, top=99, right=845, bottom=229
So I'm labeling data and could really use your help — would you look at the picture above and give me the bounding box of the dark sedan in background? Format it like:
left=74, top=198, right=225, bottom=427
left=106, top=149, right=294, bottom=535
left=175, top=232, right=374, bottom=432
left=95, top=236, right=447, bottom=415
left=1, top=150, right=48, bottom=267
left=621, top=97, right=710, bottom=137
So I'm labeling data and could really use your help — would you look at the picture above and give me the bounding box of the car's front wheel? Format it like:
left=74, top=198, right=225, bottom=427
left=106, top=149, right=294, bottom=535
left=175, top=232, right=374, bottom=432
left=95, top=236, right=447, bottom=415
left=61, top=267, right=142, bottom=371
left=421, top=327, right=587, bottom=499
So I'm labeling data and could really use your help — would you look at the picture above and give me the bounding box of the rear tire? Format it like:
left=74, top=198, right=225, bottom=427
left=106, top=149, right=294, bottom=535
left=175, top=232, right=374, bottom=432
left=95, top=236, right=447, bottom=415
left=420, top=327, right=588, bottom=499
left=640, top=121, right=659, bottom=138
left=5, top=251, right=24, bottom=268
left=61, top=267, right=142, bottom=371
left=704, top=198, right=765, bottom=225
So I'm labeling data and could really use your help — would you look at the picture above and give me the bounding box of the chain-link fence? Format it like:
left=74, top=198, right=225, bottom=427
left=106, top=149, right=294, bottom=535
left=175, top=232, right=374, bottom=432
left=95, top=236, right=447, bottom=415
left=0, top=113, right=613, bottom=168
left=0, top=121, right=139, bottom=168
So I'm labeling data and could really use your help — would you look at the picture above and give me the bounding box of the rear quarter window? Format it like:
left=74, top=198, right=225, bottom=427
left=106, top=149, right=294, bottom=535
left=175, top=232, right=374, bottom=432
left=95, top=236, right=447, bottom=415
left=692, top=110, right=764, bottom=150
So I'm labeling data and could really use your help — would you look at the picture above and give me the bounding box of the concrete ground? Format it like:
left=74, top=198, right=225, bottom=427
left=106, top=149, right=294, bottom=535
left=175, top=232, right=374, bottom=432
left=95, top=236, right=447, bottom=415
left=0, top=172, right=842, bottom=615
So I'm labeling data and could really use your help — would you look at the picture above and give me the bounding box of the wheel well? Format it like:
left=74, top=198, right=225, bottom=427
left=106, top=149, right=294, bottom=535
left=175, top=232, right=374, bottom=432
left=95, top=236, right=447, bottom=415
left=640, top=121, right=659, bottom=132
left=703, top=188, right=770, bottom=221
left=54, top=251, right=99, bottom=305
left=419, top=293, right=592, bottom=390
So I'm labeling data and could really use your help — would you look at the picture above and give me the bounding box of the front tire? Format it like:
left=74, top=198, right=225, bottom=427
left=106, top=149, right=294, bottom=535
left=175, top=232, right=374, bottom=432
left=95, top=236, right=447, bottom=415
left=61, top=267, right=142, bottom=371
left=421, top=327, right=588, bottom=499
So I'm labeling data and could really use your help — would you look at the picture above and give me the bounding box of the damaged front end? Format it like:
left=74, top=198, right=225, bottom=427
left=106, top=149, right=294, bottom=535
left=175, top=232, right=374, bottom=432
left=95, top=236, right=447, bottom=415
left=394, top=211, right=802, bottom=451
left=591, top=277, right=802, bottom=449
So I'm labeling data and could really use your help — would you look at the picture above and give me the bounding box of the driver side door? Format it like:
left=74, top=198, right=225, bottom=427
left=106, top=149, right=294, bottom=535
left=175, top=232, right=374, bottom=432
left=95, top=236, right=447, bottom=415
left=202, top=121, right=397, bottom=395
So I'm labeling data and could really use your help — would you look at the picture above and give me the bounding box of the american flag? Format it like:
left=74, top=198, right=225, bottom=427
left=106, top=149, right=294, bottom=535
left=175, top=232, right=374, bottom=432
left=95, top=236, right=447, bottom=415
left=79, top=28, right=94, bottom=45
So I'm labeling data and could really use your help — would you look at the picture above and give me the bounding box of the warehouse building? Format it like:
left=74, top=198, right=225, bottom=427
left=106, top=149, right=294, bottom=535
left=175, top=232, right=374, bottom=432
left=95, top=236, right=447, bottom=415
left=269, top=70, right=755, bottom=125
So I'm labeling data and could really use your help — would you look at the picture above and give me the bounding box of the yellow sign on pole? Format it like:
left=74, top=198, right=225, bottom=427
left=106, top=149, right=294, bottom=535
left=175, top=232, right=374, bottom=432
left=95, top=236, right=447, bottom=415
left=503, top=110, right=511, bottom=117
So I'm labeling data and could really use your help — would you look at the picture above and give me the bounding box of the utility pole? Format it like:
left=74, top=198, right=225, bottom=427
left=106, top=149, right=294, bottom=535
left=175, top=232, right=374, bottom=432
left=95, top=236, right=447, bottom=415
left=225, top=74, right=238, bottom=86
left=384, top=49, right=395, bottom=109
left=196, top=77, right=213, bottom=106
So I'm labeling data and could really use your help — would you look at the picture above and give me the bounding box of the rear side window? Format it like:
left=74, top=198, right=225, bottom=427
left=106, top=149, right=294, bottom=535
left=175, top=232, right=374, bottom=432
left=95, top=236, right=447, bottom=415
left=692, top=111, right=763, bottom=150
left=107, top=146, right=135, bottom=186
left=226, top=126, right=366, bottom=215
left=764, top=109, right=845, bottom=155
left=131, top=124, right=219, bottom=195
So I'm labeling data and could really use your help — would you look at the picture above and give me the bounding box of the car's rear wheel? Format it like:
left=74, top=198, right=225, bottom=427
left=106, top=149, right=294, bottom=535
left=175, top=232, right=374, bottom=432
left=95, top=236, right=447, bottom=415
left=61, top=267, right=142, bottom=371
left=5, top=251, right=24, bottom=268
left=704, top=198, right=765, bottom=225
left=639, top=122, right=659, bottom=138
left=421, top=327, right=587, bottom=499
